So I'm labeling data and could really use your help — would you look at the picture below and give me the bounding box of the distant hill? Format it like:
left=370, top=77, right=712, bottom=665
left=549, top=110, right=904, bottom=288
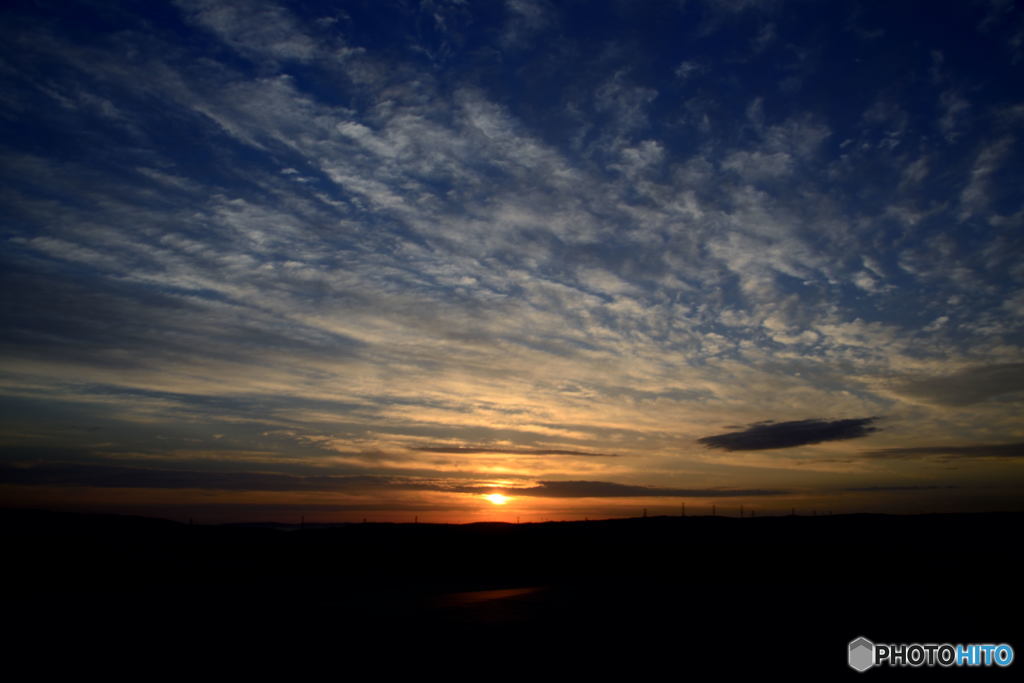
left=3, top=507, right=1020, bottom=591
left=4, top=508, right=1021, bottom=675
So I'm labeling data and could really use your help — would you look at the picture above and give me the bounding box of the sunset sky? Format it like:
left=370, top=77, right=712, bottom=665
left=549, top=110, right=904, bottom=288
left=2, top=0, right=1022, bottom=523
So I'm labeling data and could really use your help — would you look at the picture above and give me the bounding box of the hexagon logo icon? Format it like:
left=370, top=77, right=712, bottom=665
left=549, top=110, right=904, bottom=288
left=849, top=636, right=875, bottom=672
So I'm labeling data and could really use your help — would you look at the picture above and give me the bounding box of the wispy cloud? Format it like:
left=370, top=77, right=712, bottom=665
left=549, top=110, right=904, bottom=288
left=174, top=0, right=320, bottom=62
left=1, top=0, right=1022, bottom=519
left=960, top=137, right=1015, bottom=220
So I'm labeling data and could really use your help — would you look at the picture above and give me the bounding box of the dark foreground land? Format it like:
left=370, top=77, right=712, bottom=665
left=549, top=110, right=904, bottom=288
left=4, top=509, right=1021, bottom=676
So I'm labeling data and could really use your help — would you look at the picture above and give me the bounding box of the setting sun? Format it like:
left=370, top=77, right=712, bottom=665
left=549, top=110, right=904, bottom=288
left=484, top=493, right=510, bottom=505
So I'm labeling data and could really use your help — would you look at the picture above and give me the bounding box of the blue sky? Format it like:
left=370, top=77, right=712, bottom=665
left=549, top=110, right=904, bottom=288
left=2, top=0, right=1022, bottom=522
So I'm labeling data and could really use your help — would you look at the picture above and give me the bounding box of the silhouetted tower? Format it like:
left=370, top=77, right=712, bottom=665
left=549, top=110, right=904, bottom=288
left=712, top=504, right=716, bottom=517
left=681, top=502, right=685, bottom=517
left=643, top=508, right=647, bottom=518
left=740, top=504, right=744, bottom=518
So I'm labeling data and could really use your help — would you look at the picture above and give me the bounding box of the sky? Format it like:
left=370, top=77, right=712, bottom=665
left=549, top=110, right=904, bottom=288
left=1, top=0, right=1023, bottom=523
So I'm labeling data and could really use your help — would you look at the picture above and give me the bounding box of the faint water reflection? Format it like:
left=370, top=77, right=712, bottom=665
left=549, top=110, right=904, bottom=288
left=431, top=586, right=544, bottom=607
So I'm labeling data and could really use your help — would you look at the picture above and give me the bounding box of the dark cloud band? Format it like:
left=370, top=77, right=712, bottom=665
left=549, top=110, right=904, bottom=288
left=0, top=463, right=393, bottom=492
left=0, top=464, right=788, bottom=499
left=862, top=443, right=1024, bottom=459
left=456, top=481, right=791, bottom=498
left=699, top=417, right=880, bottom=451
left=413, top=446, right=619, bottom=457
left=893, top=364, right=1024, bottom=406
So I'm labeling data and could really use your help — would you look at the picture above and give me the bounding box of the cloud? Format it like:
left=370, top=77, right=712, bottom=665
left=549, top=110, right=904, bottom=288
left=698, top=418, right=881, bottom=451
left=839, top=485, right=958, bottom=491
left=1, top=0, right=1022, bottom=521
left=674, top=60, right=703, bottom=80
left=960, top=136, right=1014, bottom=220
left=938, top=90, right=970, bottom=141
left=721, top=150, right=793, bottom=182
left=893, top=363, right=1024, bottom=406
left=840, top=485, right=960, bottom=492
left=0, top=464, right=790, bottom=499
left=457, top=480, right=791, bottom=498
left=862, top=443, right=1024, bottom=460
left=412, top=446, right=620, bottom=457
left=0, top=462, right=394, bottom=491
left=174, top=0, right=319, bottom=62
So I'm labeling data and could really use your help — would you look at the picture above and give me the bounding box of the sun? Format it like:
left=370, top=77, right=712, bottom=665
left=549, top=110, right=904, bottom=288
left=483, top=493, right=510, bottom=505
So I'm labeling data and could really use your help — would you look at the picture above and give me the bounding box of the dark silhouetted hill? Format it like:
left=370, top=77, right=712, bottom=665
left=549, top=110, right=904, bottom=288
left=4, top=508, right=1020, bottom=676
